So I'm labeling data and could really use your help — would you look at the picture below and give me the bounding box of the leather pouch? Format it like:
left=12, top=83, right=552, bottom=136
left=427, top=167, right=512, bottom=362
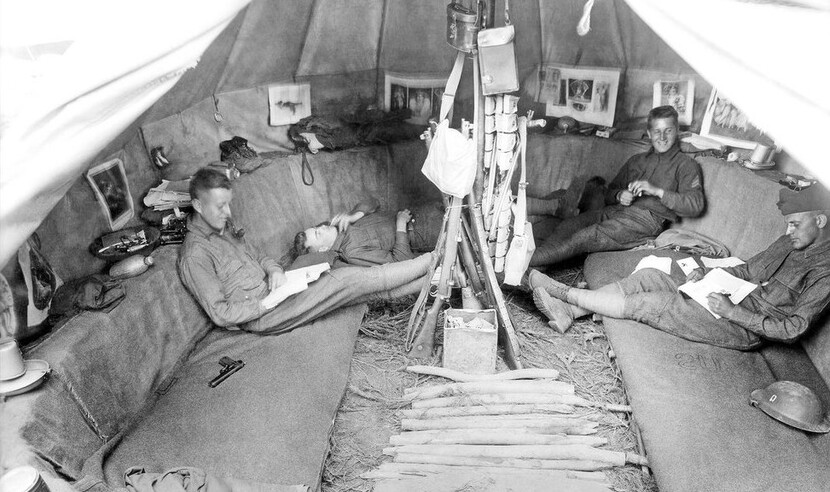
left=478, top=25, right=519, bottom=95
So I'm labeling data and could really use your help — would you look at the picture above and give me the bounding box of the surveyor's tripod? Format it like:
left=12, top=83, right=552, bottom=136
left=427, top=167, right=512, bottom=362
left=404, top=48, right=521, bottom=369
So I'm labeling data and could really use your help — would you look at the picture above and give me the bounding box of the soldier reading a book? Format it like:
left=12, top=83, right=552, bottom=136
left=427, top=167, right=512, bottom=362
left=530, top=183, right=830, bottom=349
left=178, top=168, right=434, bottom=334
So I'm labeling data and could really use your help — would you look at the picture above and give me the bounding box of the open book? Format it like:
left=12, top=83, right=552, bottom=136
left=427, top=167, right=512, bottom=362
left=262, top=263, right=331, bottom=309
left=677, top=268, right=757, bottom=319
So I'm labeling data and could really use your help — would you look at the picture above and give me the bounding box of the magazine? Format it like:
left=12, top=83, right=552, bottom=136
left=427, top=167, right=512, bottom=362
left=677, top=268, right=757, bottom=319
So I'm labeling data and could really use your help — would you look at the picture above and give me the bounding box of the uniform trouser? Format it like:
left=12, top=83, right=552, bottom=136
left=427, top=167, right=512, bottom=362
left=530, top=205, right=666, bottom=267
left=618, top=269, right=762, bottom=350
left=245, top=253, right=432, bottom=334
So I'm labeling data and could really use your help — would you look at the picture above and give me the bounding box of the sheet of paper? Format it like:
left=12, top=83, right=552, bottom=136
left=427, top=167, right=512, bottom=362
left=678, top=268, right=757, bottom=319
left=676, top=257, right=700, bottom=276
left=263, top=280, right=308, bottom=309
left=701, top=256, right=745, bottom=269
left=286, top=262, right=331, bottom=284
left=262, top=263, right=332, bottom=309
left=633, top=255, right=672, bottom=275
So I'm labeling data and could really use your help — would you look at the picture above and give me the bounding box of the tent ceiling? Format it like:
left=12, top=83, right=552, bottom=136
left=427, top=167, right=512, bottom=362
left=1, top=0, right=828, bottom=270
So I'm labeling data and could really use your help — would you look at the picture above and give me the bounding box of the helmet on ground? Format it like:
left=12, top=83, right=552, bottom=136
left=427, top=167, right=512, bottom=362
left=749, top=380, right=830, bottom=433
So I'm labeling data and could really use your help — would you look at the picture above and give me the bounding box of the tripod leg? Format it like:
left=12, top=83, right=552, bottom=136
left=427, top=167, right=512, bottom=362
left=408, top=195, right=464, bottom=358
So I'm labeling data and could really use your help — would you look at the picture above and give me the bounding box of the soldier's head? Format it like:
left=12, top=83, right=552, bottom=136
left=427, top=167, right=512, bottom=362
left=647, top=105, right=679, bottom=154
left=777, top=183, right=830, bottom=250
left=190, top=168, right=233, bottom=233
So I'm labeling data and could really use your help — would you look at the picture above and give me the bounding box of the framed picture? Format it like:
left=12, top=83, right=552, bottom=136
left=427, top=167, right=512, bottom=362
left=653, top=79, right=694, bottom=126
left=384, top=73, right=451, bottom=126
left=86, top=158, right=134, bottom=231
left=268, top=83, right=312, bottom=126
left=701, top=89, right=772, bottom=149
left=538, top=65, right=621, bottom=127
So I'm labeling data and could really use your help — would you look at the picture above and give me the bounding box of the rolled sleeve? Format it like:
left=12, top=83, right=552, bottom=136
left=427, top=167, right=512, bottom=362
left=392, top=231, right=415, bottom=262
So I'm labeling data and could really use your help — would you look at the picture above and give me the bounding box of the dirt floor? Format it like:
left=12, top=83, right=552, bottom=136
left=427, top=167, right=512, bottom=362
left=322, top=267, right=659, bottom=492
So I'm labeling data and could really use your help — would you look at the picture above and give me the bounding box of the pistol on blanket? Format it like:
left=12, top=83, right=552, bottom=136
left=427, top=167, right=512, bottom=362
left=209, top=356, right=245, bottom=388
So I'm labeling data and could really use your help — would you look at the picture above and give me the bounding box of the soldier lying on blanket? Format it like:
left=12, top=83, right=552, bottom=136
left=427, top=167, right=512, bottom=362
left=288, top=198, right=443, bottom=269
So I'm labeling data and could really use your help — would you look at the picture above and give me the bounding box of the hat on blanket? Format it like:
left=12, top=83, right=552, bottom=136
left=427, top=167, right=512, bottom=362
left=777, top=182, right=830, bottom=215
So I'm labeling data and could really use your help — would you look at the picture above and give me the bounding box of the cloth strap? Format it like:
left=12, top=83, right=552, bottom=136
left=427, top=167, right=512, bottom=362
left=513, top=117, right=528, bottom=235
left=439, top=51, right=467, bottom=122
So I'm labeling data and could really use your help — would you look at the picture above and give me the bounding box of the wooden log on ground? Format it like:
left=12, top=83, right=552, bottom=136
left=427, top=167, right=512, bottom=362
left=389, top=429, right=607, bottom=446
left=393, top=452, right=614, bottom=471
left=385, top=444, right=645, bottom=466
left=367, top=463, right=609, bottom=482
left=401, top=416, right=596, bottom=429
left=368, top=467, right=613, bottom=491
left=403, top=380, right=575, bottom=400
left=411, top=393, right=591, bottom=408
left=402, top=412, right=591, bottom=421
left=399, top=403, right=575, bottom=419
left=400, top=417, right=598, bottom=434
left=406, top=365, right=559, bottom=382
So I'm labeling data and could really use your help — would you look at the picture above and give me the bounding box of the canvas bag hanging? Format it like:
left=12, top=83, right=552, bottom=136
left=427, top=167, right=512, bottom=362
left=421, top=120, right=476, bottom=198
left=477, top=1, right=519, bottom=96
left=421, top=52, right=476, bottom=199
left=503, top=117, right=535, bottom=285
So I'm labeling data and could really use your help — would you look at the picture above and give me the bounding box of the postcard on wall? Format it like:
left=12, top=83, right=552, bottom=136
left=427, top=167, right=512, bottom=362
left=700, top=89, right=772, bottom=149
left=538, top=65, right=621, bottom=127
left=384, top=73, right=451, bottom=126
left=653, top=79, right=694, bottom=126
left=86, top=157, right=134, bottom=231
left=268, top=83, right=311, bottom=126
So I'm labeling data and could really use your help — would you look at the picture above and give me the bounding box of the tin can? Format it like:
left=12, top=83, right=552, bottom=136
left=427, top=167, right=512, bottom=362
left=0, top=467, right=51, bottom=492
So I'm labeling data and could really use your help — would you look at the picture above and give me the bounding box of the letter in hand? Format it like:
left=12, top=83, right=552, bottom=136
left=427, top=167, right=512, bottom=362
left=706, top=292, right=734, bottom=318
left=396, top=209, right=412, bottom=232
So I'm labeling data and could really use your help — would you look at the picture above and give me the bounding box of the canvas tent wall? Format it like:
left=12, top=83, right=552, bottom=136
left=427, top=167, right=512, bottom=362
left=1, top=0, right=828, bottom=279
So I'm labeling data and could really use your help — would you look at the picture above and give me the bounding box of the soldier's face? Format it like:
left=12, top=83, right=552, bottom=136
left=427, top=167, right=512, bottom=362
left=194, top=188, right=233, bottom=233
left=648, top=117, right=678, bottom=154
left=786, top=212, right=822, bottom=250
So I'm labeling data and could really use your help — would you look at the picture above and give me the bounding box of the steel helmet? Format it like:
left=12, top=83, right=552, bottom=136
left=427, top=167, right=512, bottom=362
left=749, top=380, right=830, bottom=433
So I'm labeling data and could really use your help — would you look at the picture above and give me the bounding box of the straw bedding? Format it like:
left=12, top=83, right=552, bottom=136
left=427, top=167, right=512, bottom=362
left=322, top=267, right=659, bottom=492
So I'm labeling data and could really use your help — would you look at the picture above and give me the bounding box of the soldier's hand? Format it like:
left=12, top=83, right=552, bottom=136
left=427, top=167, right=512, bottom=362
left=396, top=209, right=412, bottom=232
left=685, top=268, right=706, bottom=283
left=618, top=189, right=636, bottom=206
left=269, top=269, right=287, bottom=291
left=707, top=292, right=734, bottom=318
left=628, top=180, right=664, bottom=198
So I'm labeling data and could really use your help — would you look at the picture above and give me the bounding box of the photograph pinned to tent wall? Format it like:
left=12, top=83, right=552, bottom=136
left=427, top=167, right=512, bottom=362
left=701, top=89, right=773, bottom=149
left=268, top=83, right=311, bottom=126
left=383, top=73, right=451, bottom=126
left=653, top=79, right=694, bottom=126
left=538, top=65, right=621, bottom=127
left=86, top=158, right=133, bottom=231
